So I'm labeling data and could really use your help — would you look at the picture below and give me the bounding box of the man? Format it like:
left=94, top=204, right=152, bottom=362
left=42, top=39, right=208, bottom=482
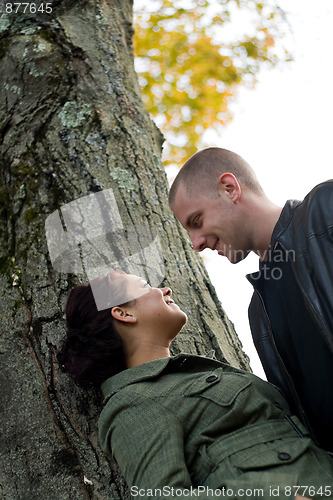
left=169, top=146, right=333, bottom=453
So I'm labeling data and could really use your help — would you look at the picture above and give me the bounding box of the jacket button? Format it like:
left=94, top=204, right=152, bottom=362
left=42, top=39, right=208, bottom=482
left=206, top=375, right=218, bottom=383
left=278, top=452, right=291, bottom=461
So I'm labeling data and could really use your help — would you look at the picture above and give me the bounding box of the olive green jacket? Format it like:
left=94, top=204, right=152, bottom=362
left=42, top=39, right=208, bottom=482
left=98, top=354, right=333, bottom=500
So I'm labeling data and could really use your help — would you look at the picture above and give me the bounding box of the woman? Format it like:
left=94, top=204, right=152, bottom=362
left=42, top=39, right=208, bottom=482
left=58, top=272, right=333, bottom=500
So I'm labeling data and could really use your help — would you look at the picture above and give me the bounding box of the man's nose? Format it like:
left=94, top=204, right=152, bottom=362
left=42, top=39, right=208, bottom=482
left=163, top=287, right=172, bottom=297
left=191, top=234, right=207, bottom=252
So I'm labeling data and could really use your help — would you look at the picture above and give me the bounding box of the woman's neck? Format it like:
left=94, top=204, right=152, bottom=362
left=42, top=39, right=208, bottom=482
left=126, top=342, right=170, bottom=368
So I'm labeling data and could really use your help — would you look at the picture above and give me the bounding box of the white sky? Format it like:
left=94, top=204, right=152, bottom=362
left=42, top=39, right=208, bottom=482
left=203, top=0, right=333, bottom=377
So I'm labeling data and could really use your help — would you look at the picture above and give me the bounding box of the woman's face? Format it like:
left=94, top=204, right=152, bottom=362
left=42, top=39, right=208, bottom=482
left=114, top=273, right=188, bottom=335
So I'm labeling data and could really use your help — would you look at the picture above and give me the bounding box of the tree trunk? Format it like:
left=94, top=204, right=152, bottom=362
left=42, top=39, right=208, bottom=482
left=0, top=1, right=250, bottom=498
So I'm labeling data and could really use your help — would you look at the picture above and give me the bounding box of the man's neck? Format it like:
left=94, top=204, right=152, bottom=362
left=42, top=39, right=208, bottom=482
left=248, top=195, right=283, bottom=260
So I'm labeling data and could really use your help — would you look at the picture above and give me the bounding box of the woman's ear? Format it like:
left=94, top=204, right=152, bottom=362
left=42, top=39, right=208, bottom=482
left=111, top=307, right=137, bottom=324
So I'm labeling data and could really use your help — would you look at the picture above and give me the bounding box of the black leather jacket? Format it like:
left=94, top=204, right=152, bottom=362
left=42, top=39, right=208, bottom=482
left=247, top=180, right=333, bottom=433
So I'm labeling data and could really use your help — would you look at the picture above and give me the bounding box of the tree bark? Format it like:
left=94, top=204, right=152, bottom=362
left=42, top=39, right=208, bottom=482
left=0, top=1, right=250, bottom=499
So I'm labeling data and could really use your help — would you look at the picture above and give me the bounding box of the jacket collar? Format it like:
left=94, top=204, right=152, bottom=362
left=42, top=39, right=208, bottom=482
left=101, top=353, right=222, bottom=402
left=246, top=198, right=300, bottom=286
left=101, top=356, right=171, bottom=402
left=270, top=198, right=300, bottom=248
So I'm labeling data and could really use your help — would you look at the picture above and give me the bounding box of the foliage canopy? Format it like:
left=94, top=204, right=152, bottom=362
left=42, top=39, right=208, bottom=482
left=134, top=0, right=290, bottom=167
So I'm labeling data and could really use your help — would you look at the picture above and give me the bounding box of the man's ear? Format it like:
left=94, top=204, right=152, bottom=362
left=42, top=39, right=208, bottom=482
left=111, top=307, right=137, bottom=324
left=218, top=172, right=241, bottom=202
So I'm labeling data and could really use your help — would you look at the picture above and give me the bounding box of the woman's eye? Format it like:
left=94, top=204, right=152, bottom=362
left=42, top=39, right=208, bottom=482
left=193, top=216, right=200, bottom=227
left=144, top=283, right=151, bottom=288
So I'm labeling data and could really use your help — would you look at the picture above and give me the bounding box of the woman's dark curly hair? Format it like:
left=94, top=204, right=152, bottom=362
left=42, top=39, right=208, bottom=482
left=57, top=282, right=127, bottom=389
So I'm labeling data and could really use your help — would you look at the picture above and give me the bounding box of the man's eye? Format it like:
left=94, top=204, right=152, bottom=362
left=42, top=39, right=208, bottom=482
left=144, top=283, right=151, bottom=288
left=193, top=216, right=200, bottom=227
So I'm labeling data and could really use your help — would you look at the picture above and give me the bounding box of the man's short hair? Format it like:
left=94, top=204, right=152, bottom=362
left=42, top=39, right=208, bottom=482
left=169, top=147, right=264, bottom=207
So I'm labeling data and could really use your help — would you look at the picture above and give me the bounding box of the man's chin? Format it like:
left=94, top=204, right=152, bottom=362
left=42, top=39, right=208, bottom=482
left=225, top=250, right=250, bottom=264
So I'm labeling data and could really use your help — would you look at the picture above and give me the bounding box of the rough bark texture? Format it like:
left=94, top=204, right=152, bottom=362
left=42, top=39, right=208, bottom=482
left=0, top=1, right=250, bottom=499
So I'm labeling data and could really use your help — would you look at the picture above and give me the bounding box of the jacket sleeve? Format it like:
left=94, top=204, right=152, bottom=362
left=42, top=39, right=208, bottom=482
left=104, top=397, right=199, bottom=499
left=294, top=181, right=333, bottom=350
left=100, top=396, right=298, bottom=500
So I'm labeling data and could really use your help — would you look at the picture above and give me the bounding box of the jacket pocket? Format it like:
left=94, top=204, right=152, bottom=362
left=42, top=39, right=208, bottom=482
left=185, top=369, right=252, bottom=406
left=230, top=436, right=312, bottom=471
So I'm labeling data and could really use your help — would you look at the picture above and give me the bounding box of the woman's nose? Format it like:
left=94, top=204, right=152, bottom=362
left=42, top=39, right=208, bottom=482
left=162, top=287, right=172, bottom=297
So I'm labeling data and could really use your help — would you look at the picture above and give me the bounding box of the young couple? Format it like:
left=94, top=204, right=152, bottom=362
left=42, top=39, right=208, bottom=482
left=58, top=148, right=333, bottom=499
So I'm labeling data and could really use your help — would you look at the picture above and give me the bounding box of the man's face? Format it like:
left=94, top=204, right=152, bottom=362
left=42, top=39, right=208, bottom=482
left=171, top=183, right=250, bottom=264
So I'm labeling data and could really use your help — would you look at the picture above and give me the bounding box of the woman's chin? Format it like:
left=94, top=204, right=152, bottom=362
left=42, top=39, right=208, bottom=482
left=177, top=311, right=188, bottom=329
